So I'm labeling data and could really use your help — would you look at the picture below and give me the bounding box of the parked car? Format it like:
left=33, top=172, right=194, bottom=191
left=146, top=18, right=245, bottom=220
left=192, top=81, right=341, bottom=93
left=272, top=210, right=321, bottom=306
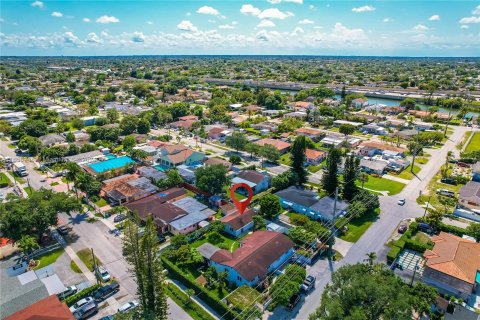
left=95, top=266, right=111, bottom=282
left=301, top=275, right=316, bottom=292
left=73, top=303, right=98, bottom=320
left=397, top=224, right=408, bottom=234
left=109, top=228, right=121, bottom=236
left=58, top=285, right=78, bottom=299
left=69, top=297, right=95, bottom=313
left=287, top=294, right=300, bottom=311
left=440, top=178, right=457, bottom=186
left=99, top=316, right=113, bottom=320
left=418, top=223, right=433, bottom=233
left=114, top=214, right=127, bottom=223
left=397, top=199, right=406, bottom=206
left=436, top=189, right=455, bottom=198
left=57, top=225, right=69, bottom=235
left=118, top=301, right=139, bottom=314
left=93, top=281, right=120, bottom=301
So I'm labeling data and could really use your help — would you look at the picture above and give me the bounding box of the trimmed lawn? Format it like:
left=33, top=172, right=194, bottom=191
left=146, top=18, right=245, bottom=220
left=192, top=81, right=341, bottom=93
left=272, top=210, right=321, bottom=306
left=340, top=209, right=379, bottom=243
left=308, top=160, right=325, bottom=173
left=165, top=284, right=216, bottom=320
left=227, top=285, right=262, bottom=310
left=7, top=144, right=16, bottom=149
left=357, top=176, right=405, bottom=195
left=76, top=248, right=102, bottom=271
left=70, top=260, right=82, bottom=273
left=24, top=187, right=33, bottom=196
left=457, top=131, right=472, bottom=150
left=465, top=132, right=480, bottom=153
left=279, top=154, right=291, bottom=166
left=0, top=172, right=11, bottom=187
left=34, top=248, right=64, bottom=270
left=94, top=198, right=108, bottom=207
left=415, top=157, right=429, bottom=165
left=192, top=232, right=239, bottom=252
left=394, top=165, right=421, bottom=180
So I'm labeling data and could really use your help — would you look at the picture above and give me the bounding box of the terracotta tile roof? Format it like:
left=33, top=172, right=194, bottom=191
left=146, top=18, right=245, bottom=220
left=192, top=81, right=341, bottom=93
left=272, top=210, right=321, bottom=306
left=5, top=295, right=74, bottom=320
left=167, top=149, right=195, bottom=164
left=221, top=209, right=255, bottom=230
left=359, top=141, right=406, bottom=153
left=171, top=120, right=197, bottom=129
left=294, top=101, right=313, bottom=108
left=295, top=128, right=323, bottom=136
left=148, top=140, right=171, bottom=148
left=179, top=115, right=198, bottom=121
left=305, top=149, right=326, bottom=160
left=205, top=157, right=232, bottom=168
left=102, top=174, right=138, bottom=193
left=424, top=232, right=480, bottom=284
left=210, top=231, right=294, bottom=282
left=254, top=138, right=291, bottom=151
left=208, top=127, right=225, bottom=135
left=163, top=144, right=188, bottom=154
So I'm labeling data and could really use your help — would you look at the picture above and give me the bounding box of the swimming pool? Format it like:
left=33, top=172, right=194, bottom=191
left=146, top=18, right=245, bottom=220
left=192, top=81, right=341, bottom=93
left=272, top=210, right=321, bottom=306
left=88, top=156, right=136, bottom=173
left=105, top=153, right=116, bottom=160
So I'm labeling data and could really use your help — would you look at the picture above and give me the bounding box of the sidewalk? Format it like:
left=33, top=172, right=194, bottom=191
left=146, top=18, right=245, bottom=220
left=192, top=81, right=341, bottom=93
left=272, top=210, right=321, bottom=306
left=63, top=245, right=97, bottom=284
left=383, top=174, right=410, bottom=185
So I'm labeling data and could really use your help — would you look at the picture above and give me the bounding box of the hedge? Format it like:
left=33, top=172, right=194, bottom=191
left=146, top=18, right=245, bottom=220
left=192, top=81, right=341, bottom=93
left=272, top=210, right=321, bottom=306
left=387, top=246, right=401, bottom=264
left=161, top=256, right=238, bottom=320
left=64, top=284, right=100, bottom=306
left=165, top=283, right=215, bottom=320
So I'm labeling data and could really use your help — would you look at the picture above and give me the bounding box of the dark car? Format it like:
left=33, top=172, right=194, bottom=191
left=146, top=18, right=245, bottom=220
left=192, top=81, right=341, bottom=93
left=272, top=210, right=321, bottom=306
left=440, top=178, right=457, bottom=186
left=418, top=223, right=433, bottom=233
left=287, top=294, right=301, bottom=311
left=398, top=224, right=408, bottom=234
left=93, top=281, right=120, bottom=302
left=114, top=214, right=127, bottom=223
left=57, top=225, right=69, bottom=235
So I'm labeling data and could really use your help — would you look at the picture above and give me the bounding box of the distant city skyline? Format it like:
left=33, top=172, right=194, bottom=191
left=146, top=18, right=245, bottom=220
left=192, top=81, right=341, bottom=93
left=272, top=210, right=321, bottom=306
left=1, top=1, right=479, bottom=56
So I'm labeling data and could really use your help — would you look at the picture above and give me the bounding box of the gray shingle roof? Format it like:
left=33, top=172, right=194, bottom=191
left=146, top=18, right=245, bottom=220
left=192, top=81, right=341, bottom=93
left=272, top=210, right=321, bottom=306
left=275, top=186, right=319, bottom=207
left=310, top=196, right=349, bottom=220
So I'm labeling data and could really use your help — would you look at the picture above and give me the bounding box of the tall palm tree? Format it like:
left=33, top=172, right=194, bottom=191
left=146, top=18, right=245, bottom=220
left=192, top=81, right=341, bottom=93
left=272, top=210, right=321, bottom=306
left=364, top=252, right=377, bottom=266
left=64, top=162, right=81, bottom=196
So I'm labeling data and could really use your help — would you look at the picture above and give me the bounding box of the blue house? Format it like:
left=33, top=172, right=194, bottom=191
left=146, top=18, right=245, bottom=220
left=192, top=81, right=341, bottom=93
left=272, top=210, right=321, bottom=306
left=275, top=186, right=349, bottom=222
left=197, top=231, right=295, bottom=287
left=221, top=209, right=255, bottom=238
left=472, top=161, right=480, bottom=183
left=231, top=170, right=270, bottom=195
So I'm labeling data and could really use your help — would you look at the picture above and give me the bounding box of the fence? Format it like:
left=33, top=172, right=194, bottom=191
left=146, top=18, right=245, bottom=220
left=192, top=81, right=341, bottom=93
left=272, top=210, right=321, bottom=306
left=30, top=242, right=62, bottom=259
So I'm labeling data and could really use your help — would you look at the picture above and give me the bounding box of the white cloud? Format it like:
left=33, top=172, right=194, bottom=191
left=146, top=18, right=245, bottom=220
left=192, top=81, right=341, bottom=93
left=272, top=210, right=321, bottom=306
left=352, top=5, right=375, bottom=13
left=460, top=25, right=470, bottom=29
left=413, top=24, right=429, bottom=31
left=429, top=15, right=440, bottom=21
left=298, top=19, right=314, bottom=24
left=258, top=19, right=276, bottom=27
left=219, top=24, right=236, bottom=29
left=383, top=18, right=393, bottom=23
left=258, top=8, right=294, bottom=19
left=63, top=31, right=80, bottom=45
left=293, top=27, right=304, bottom=34
left=51, top=12, right=63, bottom=17
left=96, top=15, right=120, bottom=24
left=131, top=32, right=145, bottom=42
left=473, top=5, right=480, bottom=14
left=83, top=18, right=90, bottom=23
left=240, top=4, right=261, bottom=16
left=177, top=20, right=198, bottom=32
left=86, top=32, right=102, bottom=43
left=146, top=21, right=153, bottom=25
left=31, top=1, right=44, bottom=8
left=267, top=0, right=303, bottom=4
left=331, top=22, right=367, bottom=41
left=196, top=6, right=225, bottom=18
left=460, top=16, right=480, bottom=24
left=256, top=30, right=270, bottom=41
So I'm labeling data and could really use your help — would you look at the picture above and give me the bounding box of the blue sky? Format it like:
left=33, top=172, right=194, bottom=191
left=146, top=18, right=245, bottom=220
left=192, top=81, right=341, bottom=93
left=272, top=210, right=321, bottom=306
left=1, top=1, right=479, bottom=56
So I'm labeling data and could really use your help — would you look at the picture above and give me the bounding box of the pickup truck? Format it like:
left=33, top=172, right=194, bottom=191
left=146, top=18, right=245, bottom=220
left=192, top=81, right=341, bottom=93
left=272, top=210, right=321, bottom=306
left=301, top=275, right=316, bottom=292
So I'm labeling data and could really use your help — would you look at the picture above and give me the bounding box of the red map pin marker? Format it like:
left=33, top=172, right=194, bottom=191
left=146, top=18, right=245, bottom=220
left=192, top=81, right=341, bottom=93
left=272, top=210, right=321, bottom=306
left=230, top=183, right=253, bottom=215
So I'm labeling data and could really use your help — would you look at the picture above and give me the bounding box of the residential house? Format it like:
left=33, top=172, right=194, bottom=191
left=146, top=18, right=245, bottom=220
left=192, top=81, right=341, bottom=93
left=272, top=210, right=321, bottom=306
left=168, top=197, right=215, bottom=234
left=63, top=150, right=104, bottom=166
left=351, top=98, right=368, bottom=109
left=101, top=174, right=158, bottom=205
left=305, top=149, right=327, bottom=166
left=245, top=105, right=263, bottom=113
left=261, top=110, right=281, bottom=117
left=137, top=166, right=167, bottom=183
left=458, top=181, right=480, bottom=211
left=4, top=295, right=74, bottom=320
left=154, top=144, right=205, bottom=168
left=323, top=98, right=340, bottom=107
left=198, top=231, right=295, bottom=287
left=414, top=121, right=434, bottom=131
left=254, top=138, right=291, bottom=154
left=423, top=232, right=480, bottom=300
left=333, top=120, right=363, bottom=128
left=81, top=116, right=101, bottom=126
left=357, top=141, right=406, bottom=157
left=176, top=164, right=196, bottom=183
left=292, top=101, right=315, bottom=111
left=178, top=115, right=198, bottom=122
left=395, top=129, right=419, bottom=141
left=231, top=170, right=270, bottom=195
left=170, top=119, right=197, bottom=131
left=284, top=111, right=307, bottom=120
left=204, top=157, right=232, bottom=170
left=360, top=158, right=388, bottom=175
left=38, top=134, right=66, bottom=147
left=361, top=124, right=387, bottom=135
left=208, top=127, right=231, bottom=141
left=221, top=209, right=255, bottom=238
left=252, top=121, right=278, bottom=132
left=471, top=161, right=480, bottom=182
left=320, top=135, right=362, bottom=148
left=275, top=186, right=349, bottom=221
left=294, top=128, right=325, bottom=141
left=381, top=106, right=405, bottom=115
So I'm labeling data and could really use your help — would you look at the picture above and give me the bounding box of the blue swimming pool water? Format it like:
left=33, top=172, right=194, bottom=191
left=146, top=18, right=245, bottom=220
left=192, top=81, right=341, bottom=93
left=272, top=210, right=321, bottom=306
left=105, top=154, right=116, bottom=160
left=88, top=156, right=135, bottom=173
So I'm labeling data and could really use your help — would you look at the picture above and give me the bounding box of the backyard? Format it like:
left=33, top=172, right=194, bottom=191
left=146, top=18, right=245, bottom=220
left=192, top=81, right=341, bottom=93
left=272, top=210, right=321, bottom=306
left=223, top=185, right=247, bottom=201
left=465, top=132, right=480, bottom=153
left=192, top=231, right=240, bottom=252
left=340, top=209, right=380, bottom=242
left=227, top=285, right=262, bottom=310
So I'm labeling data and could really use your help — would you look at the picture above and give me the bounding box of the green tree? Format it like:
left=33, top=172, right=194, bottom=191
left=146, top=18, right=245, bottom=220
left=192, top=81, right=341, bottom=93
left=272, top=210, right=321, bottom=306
left=309, top=262, right=437, bottom=320
left=122, top=135, right=136, bottom=150
left=64, top=162, right=81, bottom=194
left=106, top=108, right=120, bottom=123
left=258, top=194, right=281, bottom=219
left=65, top=131, right=75, bottom=143
left=225, top=131, right=248, bottom=153
left=18, top=235, right=39, bottom=260
left=425, top=210, right=443, bottom=229
left=157, top=169, right=183, bottom=189
left=290, top=136, right=308, bottom=185
left=400, top=97, right=416, bottom=110
left=71, top=118, right=85, bottom=130
left=321, top=148, right=342, bottom=194
left=245, top=143, right=260, bottom=158
left=137, top=118, right=151, bottom=134
left=123, top=215, right=168, bottom=319
left=252, top=215, right=266, bottom=230
left=339, top=123, right=355, bottom=140
left=342, top=154, right=360, bottom=201
left=76, top=172, right=102, bottom=197
left=120, top=115, right=140, bottom=135
left=194, top=164, right=229, bottom=195
left=18, top=135, right=42, bottom=155
left=272, top=170, right=298, bottom=190
left=466, top=223, right=480, bottom=242
left=270, top=265, right=306, bottom=309
left=260, top=144, right=281, bottom=164
left=358, top=172, right=369, bottom=189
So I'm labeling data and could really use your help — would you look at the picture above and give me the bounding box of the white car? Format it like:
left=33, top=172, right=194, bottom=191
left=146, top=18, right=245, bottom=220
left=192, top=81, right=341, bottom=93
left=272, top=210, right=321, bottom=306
left=397, top=199, right=406, bottom=206
left=96, top=266, right=111, bottom=282
left=118, top=301, right=139, bottom=314
left=58, top=285, right=78, bottom=299
left=69, top=296, right=94, bottom=313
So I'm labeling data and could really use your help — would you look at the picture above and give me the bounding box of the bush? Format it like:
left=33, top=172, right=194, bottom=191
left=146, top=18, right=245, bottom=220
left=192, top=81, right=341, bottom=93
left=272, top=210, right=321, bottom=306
left=387, top=246, right=401, bottom=263
left=64, top=284, right=100, bottom=306
left=161, top=256, right=238, bottom=320
left=404, top=240, right=432, bottom=253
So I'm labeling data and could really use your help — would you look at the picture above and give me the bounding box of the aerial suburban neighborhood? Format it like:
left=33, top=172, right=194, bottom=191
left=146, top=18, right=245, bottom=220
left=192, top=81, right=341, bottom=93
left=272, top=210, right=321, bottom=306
left=1, top=1, right=480, bottom=320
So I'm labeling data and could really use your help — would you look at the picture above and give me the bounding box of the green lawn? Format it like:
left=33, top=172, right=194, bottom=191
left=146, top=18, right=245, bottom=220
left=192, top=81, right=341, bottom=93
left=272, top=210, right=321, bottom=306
left=227, top=285, right=262, bottom=310
left=223, top=185, right=247, bottom=201
left=34, top=248, right=65, bottom=270
left=279, top=154, right=291, bottom=166
left=0, top=172, right=11, bottom=187
left=394, top=165, right=421, bottom=180
left=340, top=209, right=379, bottom=242
left=11, top=172, right=26, bottom=184
left=308, top=162, right=324, bottom=173
left=415, top=157, right=429, bottom=165
left=94, top=198, right=108, bottom=207
left=24, top=187, right=33, bottom=196
left=457, top=131, right=472, bottom=150
left=7, top=144, right=16, bottom=149
left=192, top=232, right=240, bottom=252
left=465, top=132, right=480, bottom=153
left=165, top=284, right=216, bottom=320
left=357, top=176, right=405, bottom=195
left=70, top=260, right=82, bottom=273
left=76, top=248, right=102, bottom=272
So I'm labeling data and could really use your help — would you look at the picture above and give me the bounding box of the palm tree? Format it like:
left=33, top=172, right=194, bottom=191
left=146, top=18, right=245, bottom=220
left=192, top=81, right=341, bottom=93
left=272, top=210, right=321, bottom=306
left=359, top=172, right=369, bottom=189
left=64, top=162, right=81, bottom=196
left=364, top=252, right=377, bottom=266
left=18, top=235, right=39, bottom=262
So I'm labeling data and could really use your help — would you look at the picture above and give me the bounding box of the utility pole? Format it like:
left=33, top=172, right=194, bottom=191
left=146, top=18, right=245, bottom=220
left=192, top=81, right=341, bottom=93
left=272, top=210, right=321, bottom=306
left=443, top=106, right=452, bottom=137
left=410, top=259, right=420, bottom=287
left=329, top=187, right=338, bottom=261
left=423, top=194, right=432, bottom=218
left=411, top=129, right=420, bottom=173
left=91, top=248, right=100, bottom=285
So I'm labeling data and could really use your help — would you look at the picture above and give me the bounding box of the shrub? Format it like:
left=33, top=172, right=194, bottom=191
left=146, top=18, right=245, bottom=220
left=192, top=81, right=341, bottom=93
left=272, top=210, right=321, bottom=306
left=404, top=240, right=432, bottom=253
left=64, top=284, right=100, bottom=306
left=387, top=246, right=401, bottom=263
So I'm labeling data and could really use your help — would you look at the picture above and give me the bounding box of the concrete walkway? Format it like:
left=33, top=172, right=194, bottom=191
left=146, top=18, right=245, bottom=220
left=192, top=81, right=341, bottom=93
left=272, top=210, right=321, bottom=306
left=383, top=174, right=410, bottom=185
left=333, top=237, right=354, bottom=257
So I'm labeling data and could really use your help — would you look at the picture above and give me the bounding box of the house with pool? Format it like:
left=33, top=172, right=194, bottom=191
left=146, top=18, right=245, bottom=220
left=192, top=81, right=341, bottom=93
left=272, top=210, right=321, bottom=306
left=153, top=143, right=205, bottom=169
left=197, top=231, right=295, bottom=287
left=83, top=155, right=137, bottom=178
